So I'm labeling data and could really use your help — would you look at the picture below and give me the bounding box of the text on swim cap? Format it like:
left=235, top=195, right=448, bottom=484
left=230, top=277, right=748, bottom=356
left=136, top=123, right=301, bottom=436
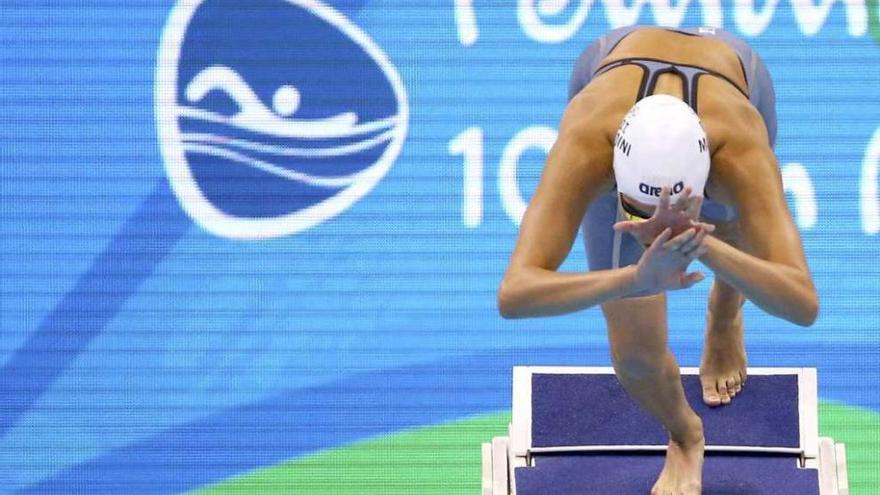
left=698, top=137, right=707, bottom=153
left=614, top=132, right=631, bottom=156
left=639, top=181, right=684, bottom=197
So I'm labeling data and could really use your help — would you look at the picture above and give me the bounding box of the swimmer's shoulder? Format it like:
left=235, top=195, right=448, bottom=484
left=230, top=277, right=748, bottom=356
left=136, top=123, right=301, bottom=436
left=548, top=89, right=623, bottom=191
left=702, top=88, right=778, bottom=205
left=566, top=78, right=634, bottom=147
left=699, top=77, right=767, bottom=154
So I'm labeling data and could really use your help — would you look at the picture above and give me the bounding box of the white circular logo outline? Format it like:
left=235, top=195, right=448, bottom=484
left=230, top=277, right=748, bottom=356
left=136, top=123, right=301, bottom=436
left=156, top=0, right=409, bottom=240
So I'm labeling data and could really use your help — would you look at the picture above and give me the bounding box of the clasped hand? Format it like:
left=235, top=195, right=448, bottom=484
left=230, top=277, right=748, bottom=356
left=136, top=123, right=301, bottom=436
left=613, top=186, right=715, bottom=293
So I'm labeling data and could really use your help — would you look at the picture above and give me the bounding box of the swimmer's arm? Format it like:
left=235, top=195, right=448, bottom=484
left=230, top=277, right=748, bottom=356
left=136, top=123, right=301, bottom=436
left=699, top=140, right=819, bottom=327
left=499, top=264, right=642, bottom=318
left=497, top=114, right=640, bottom=319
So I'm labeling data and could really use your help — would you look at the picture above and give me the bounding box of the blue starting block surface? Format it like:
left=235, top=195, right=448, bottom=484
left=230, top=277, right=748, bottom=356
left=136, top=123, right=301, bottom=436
left=515, top=453, right=819, bottom=495
left=487, top=368, right=844, bottom=495
left=529, top=372, right=801, bottom=450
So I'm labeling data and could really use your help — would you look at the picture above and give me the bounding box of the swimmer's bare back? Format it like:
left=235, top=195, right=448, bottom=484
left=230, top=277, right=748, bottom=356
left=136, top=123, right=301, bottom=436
left=499, top=28, right=818, bottom=326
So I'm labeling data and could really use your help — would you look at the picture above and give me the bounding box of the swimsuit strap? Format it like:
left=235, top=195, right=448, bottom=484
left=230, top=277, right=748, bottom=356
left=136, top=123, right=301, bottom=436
left=592, top=57, right=750, bottom=113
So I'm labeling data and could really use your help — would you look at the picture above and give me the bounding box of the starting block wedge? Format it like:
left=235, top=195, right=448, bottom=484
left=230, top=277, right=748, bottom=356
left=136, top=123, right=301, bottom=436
left=481, top=367, right=848, bottom=495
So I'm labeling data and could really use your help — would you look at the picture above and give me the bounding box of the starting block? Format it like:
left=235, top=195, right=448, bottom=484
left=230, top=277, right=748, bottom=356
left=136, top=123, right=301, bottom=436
left=482, top=367, right=848, bottom=495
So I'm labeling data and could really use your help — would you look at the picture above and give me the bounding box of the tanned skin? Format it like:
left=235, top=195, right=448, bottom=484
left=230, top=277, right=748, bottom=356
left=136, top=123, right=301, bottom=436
left=498, top=28, right=818, bottom=495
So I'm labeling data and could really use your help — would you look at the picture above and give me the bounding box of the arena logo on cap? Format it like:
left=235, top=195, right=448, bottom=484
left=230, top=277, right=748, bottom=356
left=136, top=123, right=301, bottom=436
left=156, top=0, right=408, bottom=239
left=639, top=181, right=684, bottom=197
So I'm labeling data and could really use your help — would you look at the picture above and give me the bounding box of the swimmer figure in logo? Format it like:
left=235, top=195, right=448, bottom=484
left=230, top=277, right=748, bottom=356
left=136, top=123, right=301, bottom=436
left=497, top=26, right=818, bottom=495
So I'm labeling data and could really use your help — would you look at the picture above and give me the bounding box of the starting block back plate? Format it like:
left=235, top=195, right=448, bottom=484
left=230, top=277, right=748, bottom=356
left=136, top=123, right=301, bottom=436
left=512, top=367, right=817, bottom=455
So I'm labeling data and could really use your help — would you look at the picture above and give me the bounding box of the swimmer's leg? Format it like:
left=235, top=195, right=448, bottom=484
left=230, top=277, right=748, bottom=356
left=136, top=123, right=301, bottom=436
left=603, top=294, right=703, bottom=495
left=700, top=278, right=747, bottom=406
left=698, top=220, right=748, bottom=406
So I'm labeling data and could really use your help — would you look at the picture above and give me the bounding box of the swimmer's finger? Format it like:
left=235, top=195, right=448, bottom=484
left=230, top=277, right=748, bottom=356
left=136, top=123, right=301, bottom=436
left=662, top=228, right=696, bottom=250
left=680, top=271, right=705, bottom=289
left=663, top=228, right=697, bottom=251
left=696, top=221, right=715, bottom=234
left=679, top=227, right=708, bottom=253
left=678, top=238, right=708, bottom=261
left=613, top=221, right=638, bottom=233
left=657, top=186, right=671, bottom=213
left=647, top=227, right=672, bottom=253
left=685, top=195, right=703, bottom=218
left=673, top=186, right=692, bottom=211
left=686, top=245, right=708, bottom=261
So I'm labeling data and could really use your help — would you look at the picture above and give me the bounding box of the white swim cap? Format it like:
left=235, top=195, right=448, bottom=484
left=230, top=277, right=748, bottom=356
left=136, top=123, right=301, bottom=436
left=612, top=94, right=710, bottom=206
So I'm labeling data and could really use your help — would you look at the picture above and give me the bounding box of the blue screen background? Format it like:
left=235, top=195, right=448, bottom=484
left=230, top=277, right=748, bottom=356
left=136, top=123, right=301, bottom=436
left=1, top=1, right=878, bottom=492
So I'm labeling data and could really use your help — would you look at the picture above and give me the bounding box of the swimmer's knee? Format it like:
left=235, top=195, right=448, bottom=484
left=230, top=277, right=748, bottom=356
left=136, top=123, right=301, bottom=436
left=613, top=350, right=668, bottom=382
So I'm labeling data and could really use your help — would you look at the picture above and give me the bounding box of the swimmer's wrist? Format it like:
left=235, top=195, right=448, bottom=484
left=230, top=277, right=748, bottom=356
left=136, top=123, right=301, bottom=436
left=622, top=264, right=644, bottom=294
left=698, top=235, right=721, bottom=260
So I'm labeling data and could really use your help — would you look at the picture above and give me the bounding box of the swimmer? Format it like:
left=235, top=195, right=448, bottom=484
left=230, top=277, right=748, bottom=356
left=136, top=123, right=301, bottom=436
left=497, top=26, right=818, bottom=495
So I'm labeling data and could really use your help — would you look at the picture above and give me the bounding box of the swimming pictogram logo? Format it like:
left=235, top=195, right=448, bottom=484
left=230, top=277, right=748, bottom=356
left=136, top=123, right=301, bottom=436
left=156, top=0, right=408, bottom=239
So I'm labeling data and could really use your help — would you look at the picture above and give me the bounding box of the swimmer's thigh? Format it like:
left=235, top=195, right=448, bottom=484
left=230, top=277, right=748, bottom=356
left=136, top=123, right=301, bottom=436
left=582, top=191, right=668, bottom=359
left=602, top=293, right=669, bottom=365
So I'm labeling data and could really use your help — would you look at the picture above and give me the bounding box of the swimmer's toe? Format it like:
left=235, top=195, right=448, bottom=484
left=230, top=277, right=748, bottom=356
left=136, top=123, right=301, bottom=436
left=701, top=378, right=722, bottom=407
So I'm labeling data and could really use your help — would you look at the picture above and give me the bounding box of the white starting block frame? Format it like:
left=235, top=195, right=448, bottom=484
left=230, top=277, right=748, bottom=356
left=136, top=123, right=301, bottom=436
left=482, top=366, right=849, bottom=495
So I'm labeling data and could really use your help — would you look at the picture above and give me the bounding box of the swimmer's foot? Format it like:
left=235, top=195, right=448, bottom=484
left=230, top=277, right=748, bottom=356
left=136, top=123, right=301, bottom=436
left=651, top=416, right=704, bottom=495
left=700, top=311, right=747, bottom=406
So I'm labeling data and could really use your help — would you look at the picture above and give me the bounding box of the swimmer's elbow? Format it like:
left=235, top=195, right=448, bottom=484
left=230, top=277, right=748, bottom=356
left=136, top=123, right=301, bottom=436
left=788, top=280, right=819, bottom=327
left=497, top=280, right=519, bottom=319
left=796, top=292, right=819, bottom=327
left=497, top=271, right=527, bottom=319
